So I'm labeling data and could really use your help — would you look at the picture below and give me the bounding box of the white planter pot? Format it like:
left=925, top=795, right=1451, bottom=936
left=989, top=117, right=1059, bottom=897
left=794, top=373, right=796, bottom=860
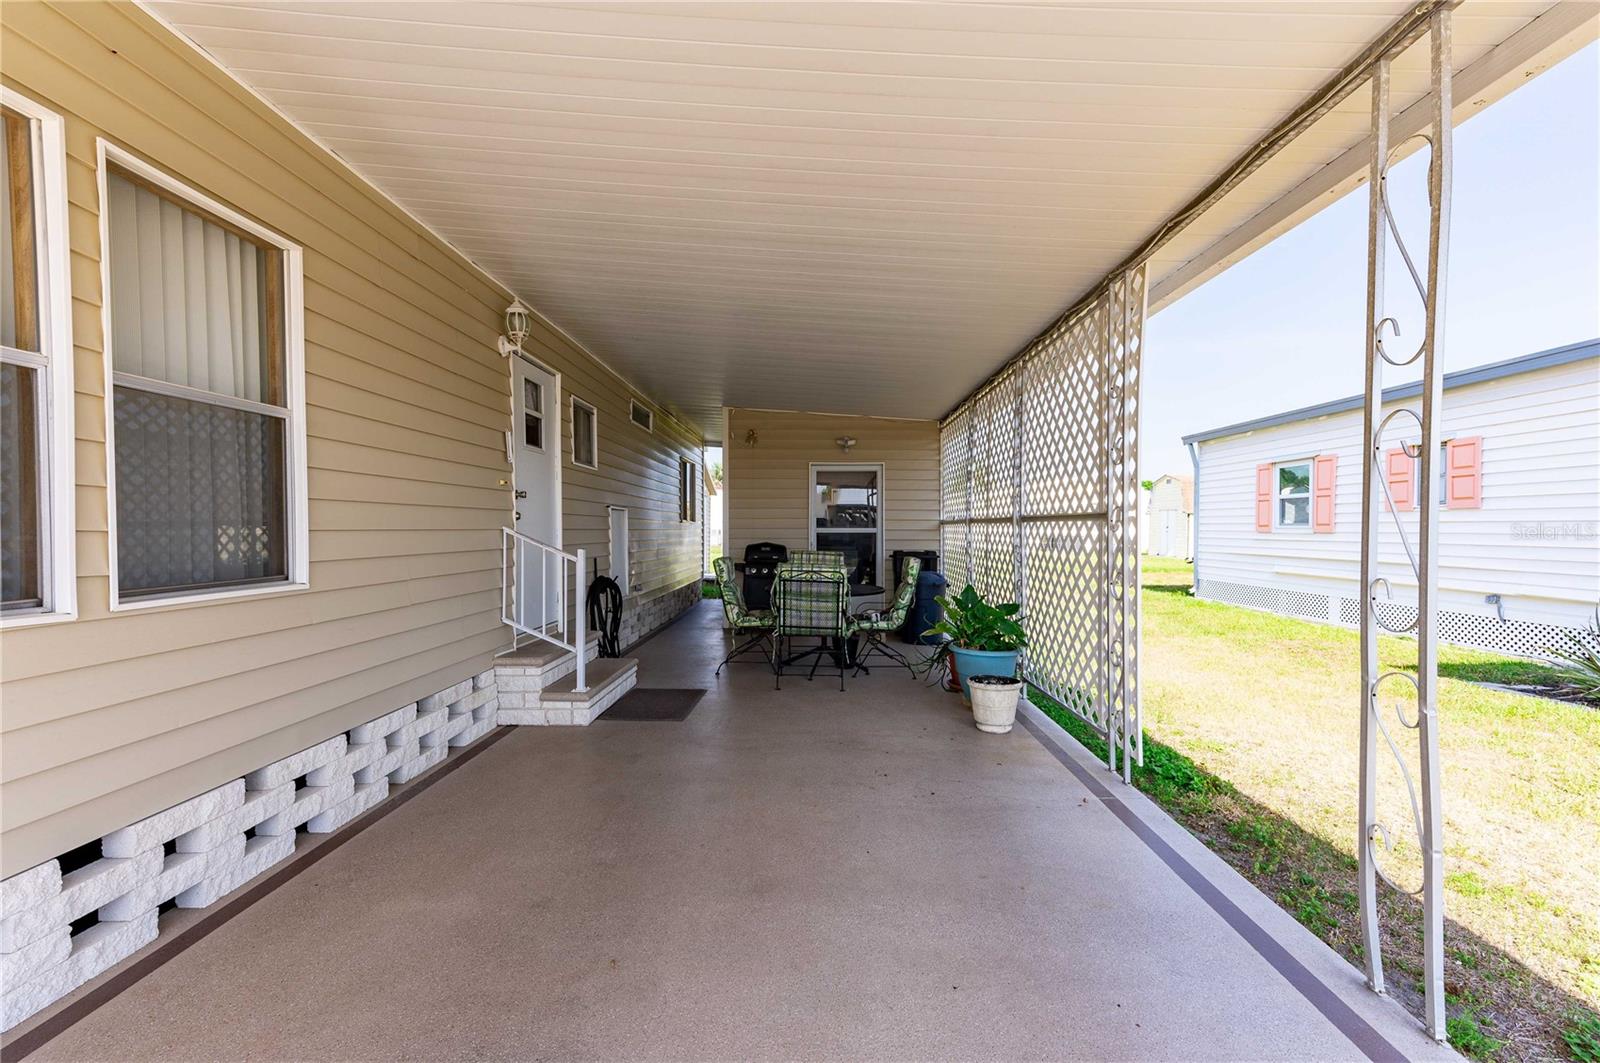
left=969, top=676, right=1022, bottom=734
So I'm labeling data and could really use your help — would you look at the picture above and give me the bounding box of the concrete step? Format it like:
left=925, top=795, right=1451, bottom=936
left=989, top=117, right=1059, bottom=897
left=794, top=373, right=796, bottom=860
left=494, top=634, right=600, bottom=697
left=498, top=657, right=638, bottom=727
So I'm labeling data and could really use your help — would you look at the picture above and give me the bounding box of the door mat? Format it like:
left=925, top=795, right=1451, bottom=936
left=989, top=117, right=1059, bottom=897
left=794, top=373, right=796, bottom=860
left=598, top=688, right=705, bottom=722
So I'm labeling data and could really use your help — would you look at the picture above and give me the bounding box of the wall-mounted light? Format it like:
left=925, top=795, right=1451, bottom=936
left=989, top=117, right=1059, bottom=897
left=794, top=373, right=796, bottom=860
left=498, top=300, right=532, bottom=358
left=744, top=428, right=759, bottom=447
left=836, top=435, right=857, bottom=454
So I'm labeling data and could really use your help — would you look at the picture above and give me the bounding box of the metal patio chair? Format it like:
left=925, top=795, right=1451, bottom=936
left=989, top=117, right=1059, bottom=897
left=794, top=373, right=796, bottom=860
left=772, top=562, right=850, bottom=691
left=712, top=555, right=776, bottom=676
left=848, top=556, right=921, bottom=677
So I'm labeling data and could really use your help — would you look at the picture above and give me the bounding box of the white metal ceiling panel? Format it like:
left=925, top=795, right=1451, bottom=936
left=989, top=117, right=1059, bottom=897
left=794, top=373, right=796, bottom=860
left=150, top=1, right=1576, bottom=432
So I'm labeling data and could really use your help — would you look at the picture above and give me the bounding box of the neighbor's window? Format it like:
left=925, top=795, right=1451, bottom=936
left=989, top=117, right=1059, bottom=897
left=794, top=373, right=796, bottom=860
left=571, top=397, right=597, bottom=469
left=2, top=98, right=69, bottom=618
left=105, top=158, right=301, bottom=601
left=1275, top=460, right=1311, bottom=528
left=679, top=457, right=697, bottom=522
left=629, top=399, right=653, bottom=432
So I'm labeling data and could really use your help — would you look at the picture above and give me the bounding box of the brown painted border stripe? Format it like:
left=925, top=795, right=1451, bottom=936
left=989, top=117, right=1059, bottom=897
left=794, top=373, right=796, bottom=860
left=3, top=726, right=515, bottom=1061
left=1016, top=708, right=1407, bottom=1063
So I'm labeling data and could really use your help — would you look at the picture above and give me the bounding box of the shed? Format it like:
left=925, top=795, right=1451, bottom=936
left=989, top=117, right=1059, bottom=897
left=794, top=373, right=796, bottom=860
left=1147, top=474, right=1195, bottom=558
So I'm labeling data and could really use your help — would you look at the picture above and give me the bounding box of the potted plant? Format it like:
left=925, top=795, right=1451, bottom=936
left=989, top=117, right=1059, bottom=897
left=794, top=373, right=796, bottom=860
left=968, top=674, right=1025, bottom=734
left=921, top=584, right=1027, bottom=705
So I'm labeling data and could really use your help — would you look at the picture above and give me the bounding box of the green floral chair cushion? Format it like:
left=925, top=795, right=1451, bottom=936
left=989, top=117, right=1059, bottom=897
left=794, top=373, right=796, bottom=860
left=851, top=557, right=920, bottom=633
left=713, top=556, right=774, bottom=631
left=773, top=563, right=849, bottom=638
left=786, top=549, right=845, bottom=570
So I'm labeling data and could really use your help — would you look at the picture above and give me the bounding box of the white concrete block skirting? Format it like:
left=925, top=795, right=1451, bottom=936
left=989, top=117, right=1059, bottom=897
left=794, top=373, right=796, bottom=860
left=0, top=668, right=499, bottom=1033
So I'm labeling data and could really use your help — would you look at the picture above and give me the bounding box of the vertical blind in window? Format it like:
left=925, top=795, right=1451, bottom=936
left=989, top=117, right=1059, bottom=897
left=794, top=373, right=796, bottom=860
left=106, top=167, right=288, bottom=597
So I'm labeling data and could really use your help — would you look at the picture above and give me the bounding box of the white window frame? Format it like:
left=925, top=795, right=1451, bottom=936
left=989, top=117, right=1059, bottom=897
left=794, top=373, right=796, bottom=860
left=97, top=140, right=309, bottom=612
left=569, top=395, right=598, bottom=470
left=629, top=399, right=653, bottom=433
left=1273, top=457, right=1313, bottom=531
left=1, top=89, right=76, bottom=628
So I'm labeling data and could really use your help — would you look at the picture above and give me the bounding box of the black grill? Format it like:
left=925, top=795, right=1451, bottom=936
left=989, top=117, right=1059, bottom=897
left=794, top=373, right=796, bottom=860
left=740, top=541, right=788, bottom=610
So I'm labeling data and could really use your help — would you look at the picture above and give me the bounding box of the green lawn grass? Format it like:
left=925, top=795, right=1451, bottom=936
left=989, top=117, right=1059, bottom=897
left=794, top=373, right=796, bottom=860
left=1036, top=557, right=1599, bottom=1060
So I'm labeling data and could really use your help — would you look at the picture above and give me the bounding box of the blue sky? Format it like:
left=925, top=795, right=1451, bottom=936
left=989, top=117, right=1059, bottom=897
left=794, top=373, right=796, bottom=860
left=1141, top=42, right=1599, bottom=480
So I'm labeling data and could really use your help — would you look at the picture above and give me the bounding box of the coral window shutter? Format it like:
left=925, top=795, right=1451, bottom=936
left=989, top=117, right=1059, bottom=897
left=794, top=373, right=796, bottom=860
left=1312, top=454, right=1337, bottom=532
left=1255, top=463, right=1273, bottom=532
left=1385, top=448, right=1415, bottom=512
left=1445, top=436, right=1483, bottom=509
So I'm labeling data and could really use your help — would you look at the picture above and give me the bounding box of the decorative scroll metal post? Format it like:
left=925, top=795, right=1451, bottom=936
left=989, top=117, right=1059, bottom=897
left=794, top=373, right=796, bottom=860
left=1358, top=7, right=1451, bottom=1040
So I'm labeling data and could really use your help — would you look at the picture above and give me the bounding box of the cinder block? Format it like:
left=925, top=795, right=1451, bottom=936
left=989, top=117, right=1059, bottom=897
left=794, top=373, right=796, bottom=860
left=175, top=782, right=293, bottom=853
left=0, top=928, right=69, bottom=989
left=349, top=704, right=416, bottom=745
left=497, top=707, right=546, bottom=726
left=177, top=833, right=294, bottom=910
left=255, top=775, right=356, bottom=837
left=452, top=687, right=496, bottom=715
left=545, top=709, right=574, bottom=726
left=495, top=690, right=529, bottom=709
left=245, top=735, right=347, bottom=790
left=355, top=738, right=418, bottom=785
left=389, top=744, right=446, bottom=784
left=472, top=669, right=495, bottom=690
left=448, top=717, right=494, bottom=749
left=473, top=697, right=499, bottom=724
left=413, top=704, right=449, bottom=738
left=307, top=738, right=384, bottom=786
left=420, top=680, right=468, bottom=712
left=306, top=780, right=388, bottom=834
left=101, top=781, right=245, bottom=858
left=98, top=837, right=231, bottom=922
left=0, top=862, right=61, bottom=917
left=0, top=910, right=158, bottom=1033
left=421, top=712, right=473, bottom=750
left=0, top=849, right=160, bottom=954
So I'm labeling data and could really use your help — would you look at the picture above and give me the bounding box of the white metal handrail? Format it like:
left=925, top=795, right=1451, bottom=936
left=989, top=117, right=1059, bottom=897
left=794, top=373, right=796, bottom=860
left=501, top=526, right=587, bottom=692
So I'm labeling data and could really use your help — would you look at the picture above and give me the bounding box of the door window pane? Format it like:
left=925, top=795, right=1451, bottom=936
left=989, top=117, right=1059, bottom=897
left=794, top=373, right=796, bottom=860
left=113, top=388, right=286, bottom=595
left=1, top=362, right=41, bottom=608
left=2, top=107, right=39, bottom=353
left=523, top=379, right=543, bottom=449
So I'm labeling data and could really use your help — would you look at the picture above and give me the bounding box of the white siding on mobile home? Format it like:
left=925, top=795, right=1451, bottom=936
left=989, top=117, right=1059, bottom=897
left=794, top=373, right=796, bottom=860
left=1188, top=344, right=1599, bottom=654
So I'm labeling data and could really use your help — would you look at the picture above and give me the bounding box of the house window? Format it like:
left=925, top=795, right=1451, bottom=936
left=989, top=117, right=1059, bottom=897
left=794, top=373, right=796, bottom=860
left=1275, top=460, right=1311, bottom=528
left=103, top=148, right=306, bottom=604
left=2, top=93, right=73, bottom=623
left=679, top=457, right=697, bottom=522
left=629, top=399, right=653, bottom=432
left=571, top=397, right=597, bottom=469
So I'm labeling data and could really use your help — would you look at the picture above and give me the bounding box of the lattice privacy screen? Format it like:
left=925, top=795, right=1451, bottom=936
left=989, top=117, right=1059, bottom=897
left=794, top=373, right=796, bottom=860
left=939, top=266, right=1147, bottom=779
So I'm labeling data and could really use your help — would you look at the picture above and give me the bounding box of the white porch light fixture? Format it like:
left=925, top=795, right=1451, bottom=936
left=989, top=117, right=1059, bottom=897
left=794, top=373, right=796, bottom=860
left=498, top=300, right=532, bottom=357
left=835, top=435, right=857, bottom=453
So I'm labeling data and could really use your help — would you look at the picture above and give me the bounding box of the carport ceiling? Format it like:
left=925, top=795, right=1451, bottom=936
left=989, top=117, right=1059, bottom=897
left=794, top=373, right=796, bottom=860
left=152, top=1, right=1581, bottom=433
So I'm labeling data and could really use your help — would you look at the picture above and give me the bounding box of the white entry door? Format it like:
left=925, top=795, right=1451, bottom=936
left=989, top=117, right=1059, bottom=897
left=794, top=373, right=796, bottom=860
left=512, top=357, right=561, bottom=631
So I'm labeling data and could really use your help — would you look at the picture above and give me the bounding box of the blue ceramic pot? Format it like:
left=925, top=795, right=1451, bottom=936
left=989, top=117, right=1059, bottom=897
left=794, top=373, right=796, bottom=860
left=949, top=647, right=1019, bottom=701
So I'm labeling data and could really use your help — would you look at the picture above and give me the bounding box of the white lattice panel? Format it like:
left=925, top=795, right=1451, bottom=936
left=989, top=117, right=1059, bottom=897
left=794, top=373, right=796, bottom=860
left=939, top=265, right=1148, bottom=774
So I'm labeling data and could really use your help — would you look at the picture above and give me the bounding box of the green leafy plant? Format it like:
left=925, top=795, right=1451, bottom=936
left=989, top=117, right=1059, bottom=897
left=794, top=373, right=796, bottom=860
left=1548, top=608, right=1600, bottom=703
left=919, top=584, right=1027, bottom=676
left=1564, top=1007, right=1600, bottom=1063
left=1447, top=1005, right=1505, bottom=1060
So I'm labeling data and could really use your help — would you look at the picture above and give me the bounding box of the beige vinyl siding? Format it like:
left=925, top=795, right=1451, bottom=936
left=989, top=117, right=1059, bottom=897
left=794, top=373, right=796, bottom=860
left=725, top=408, right=940, bottom=565
left=0, top=3, right=702, bottom=877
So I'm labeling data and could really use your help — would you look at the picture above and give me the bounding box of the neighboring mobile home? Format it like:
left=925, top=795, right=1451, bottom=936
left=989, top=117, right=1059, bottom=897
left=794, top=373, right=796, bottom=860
left=1182, top=339, right=1600, bottom=657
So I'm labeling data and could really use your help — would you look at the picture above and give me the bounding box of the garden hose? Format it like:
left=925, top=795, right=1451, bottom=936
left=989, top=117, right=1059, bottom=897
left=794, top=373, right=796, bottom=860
left=587, top=571, right=623, bottom=658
